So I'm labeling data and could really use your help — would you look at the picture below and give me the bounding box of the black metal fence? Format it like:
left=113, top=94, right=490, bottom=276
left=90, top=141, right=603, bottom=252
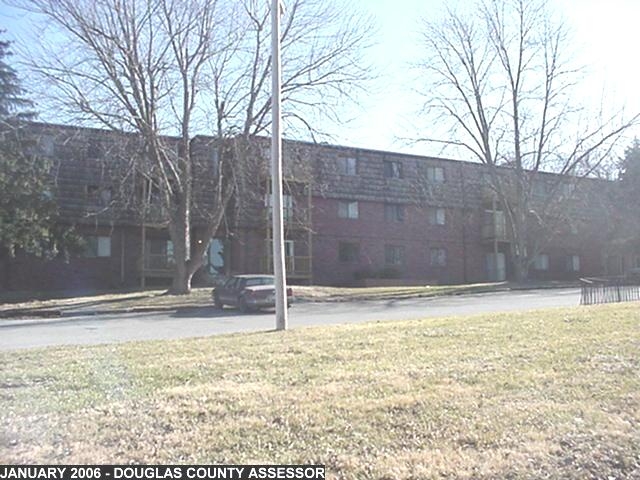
left=580, top=276, right=640, bottom=305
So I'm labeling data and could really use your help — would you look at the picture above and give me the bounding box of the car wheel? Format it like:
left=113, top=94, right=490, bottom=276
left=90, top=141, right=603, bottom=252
left=238, top=296, right=251, bottom=313
left=213, top=294, right=224, bottom=309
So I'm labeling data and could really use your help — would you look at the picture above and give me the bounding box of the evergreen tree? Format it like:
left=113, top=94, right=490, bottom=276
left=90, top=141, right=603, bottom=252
left=0, top=33, right=61, bottom=258
left=619, top=139, right=640, bottom=189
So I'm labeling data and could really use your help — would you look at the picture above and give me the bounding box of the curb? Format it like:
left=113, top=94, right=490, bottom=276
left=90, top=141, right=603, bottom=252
left=0, top=283, right=580, bottom=319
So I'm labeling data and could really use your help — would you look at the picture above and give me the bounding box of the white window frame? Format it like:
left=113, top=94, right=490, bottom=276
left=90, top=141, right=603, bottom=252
left=567, top=255, right=580, bottom=272
left=430, top=247, right=447, bottom=267
left=427, top=166, right=445, bottom=183
left=84, top=235, right=111, bottom=258
left=385, top=245, right=405, bottom=266
left=429, top=208, right=446, bottom=226
left=385, top=203, right=405, bottom=222
left=338, top=200, right=359, bottom=219
left=533, top=254, right=549, bottom=271
left=383, top=160, right=402, bottom=179
left=337, top=157, right=357, bottom=175
left=265, top=193, right=293, bottom=220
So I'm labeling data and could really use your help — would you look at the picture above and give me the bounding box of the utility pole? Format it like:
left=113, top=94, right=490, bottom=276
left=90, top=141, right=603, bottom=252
left=271, top=0, right=287, bottom=330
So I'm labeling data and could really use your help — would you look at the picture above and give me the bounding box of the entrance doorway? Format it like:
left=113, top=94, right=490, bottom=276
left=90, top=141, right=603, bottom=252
left=485, top=252, right=506, bottom=281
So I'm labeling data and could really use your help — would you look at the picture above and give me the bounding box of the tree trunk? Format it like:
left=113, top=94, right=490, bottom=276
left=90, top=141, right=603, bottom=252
left=169, top=192, right=192, bottom=295
left=171, top=255, right=192, bottom=294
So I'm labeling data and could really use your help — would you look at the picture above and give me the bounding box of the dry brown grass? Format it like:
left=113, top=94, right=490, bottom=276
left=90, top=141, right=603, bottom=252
left=1, top=303, right=639, bottom=478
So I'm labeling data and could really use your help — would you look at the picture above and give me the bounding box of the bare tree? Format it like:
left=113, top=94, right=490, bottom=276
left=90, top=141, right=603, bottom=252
left=417, top=0, right=639, bottom=281
left=15, top=0, right=372, bottom=293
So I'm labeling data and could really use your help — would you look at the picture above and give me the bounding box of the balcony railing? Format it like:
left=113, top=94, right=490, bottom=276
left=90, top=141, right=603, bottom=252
left=260, top=255, right=312, bottom=279
left=481, top=221, right=508, bottom=242
left=265, top=206, right=310, bottom=229
left=137, top=254, right=174, bottom=277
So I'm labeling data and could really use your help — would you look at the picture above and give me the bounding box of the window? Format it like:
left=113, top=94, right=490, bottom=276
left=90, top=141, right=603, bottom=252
left=566, top=255, right=580, bottom=272
left=532, top=182, right=549, bottom=198
left=385, top=203, right=405, bottom=222
left=569, top=222, right=579, bottom=235
left=385, top=245, right=405, bottom=266
left=561, top=183, right=575, bottom=197
left=86, top=185, right=113, bottom=206
left=533, top=254, right=549, bottom=271
left=428, top=208, right=446, bottom=225
left=383, top=160, right=402, bottom=179
left=145, top=239, right=174, bottom=270
left=430, top=248, right=447, bottom=267
left=39, top=135, right=55, bottom=156
left=337, top=157, right=357, bottom=175
left=86, top=184, right=100, bottom=200
left=338, top=200, right=359, bottom=219
left=338, top=242, right=359, bottom=262
left=265, top=193, right=293, bottom=220
left=84, top=236, right=111, bottom=258
left=87, top=139, right=103, bottom=158
left=426, top=166, right=445, bottom=183
left=266, top=240, right=295, bottom=258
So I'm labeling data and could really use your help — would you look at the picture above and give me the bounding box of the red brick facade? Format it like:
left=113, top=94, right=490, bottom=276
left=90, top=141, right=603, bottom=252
left=0, top=123, right=620, bottom=291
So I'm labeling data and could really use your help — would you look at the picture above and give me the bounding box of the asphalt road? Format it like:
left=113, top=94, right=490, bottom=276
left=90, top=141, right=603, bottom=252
left=0, top=288, right=581, bottom=351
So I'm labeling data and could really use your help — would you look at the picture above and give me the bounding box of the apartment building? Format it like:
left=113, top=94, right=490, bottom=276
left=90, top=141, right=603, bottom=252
left=0, top=122, right=624, bottom=291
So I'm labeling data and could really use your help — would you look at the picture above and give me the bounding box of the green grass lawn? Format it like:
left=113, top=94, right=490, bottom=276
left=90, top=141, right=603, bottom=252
left=1, top=304, right=639, bottom=478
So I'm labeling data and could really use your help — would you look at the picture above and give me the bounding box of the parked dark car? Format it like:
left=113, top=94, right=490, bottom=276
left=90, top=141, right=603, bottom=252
left=212, top=274, right=293, bottom=312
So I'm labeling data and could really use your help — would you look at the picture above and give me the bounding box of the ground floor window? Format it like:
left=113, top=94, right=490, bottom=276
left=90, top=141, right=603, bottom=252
left=145, top=238, right=174, bottom=270
left=430, top=247, right=447, bottom=267
left=206, top=238, right=226, bottom=275
left=566, top=255, right=580, bottom=272
left=533, top=254, right=549, bottom=271
left=339, top=242, right=359, bottom=262
left=385, top=245, right=405, bottom=266
left=83, top=235, right=111, bottom=258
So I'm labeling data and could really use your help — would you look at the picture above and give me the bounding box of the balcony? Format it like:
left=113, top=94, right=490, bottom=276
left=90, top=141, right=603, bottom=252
left=260, top=255, right=312, bottom=280
left=265, top=206, right=310, bottom=230
left=481, top=212, right=509, bottom=243
left=137, top=253, right=174, bottom=278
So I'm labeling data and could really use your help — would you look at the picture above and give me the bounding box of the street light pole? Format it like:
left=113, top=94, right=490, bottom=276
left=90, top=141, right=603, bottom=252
left=271, top=0, right=287, bottom=331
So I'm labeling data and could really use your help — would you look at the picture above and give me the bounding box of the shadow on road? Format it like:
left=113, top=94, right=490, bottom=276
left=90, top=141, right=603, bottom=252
left=171, top=307, right=274, bottom=318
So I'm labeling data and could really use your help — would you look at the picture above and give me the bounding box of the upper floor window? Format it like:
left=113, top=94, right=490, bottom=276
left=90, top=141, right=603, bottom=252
left=385, top=245, right=405, bottom=266
left=430, top=247, right=447, bottom=267
left=533, top=254, right=549, bottom=271
left=338, top=200, right=359, bottom=219
left=39, top=135, right=55, bottom=156
left=384, top=203, right=405, bottom=222
left=426, top=166, right=445, bottom=183
left=560, top=183, right=575, bottom=197
left=265, top=193, right=293, bottom=220
left=86, top=185, right=113, bottom=206
left=337, top=157, right=357, bottom=175
left=532, top=182, right=549, bottom=198
left=383, top=160, right=402, bottom=179
left=83, top=235, right=111, bottom=258
left=428, top=207, right=446, bottom=226
left=338, top=242, right=360, bottom=262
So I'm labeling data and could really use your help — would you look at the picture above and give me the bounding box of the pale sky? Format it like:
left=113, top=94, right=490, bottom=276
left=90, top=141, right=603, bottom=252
left=2, top=0, right=639, bottom=160
left=331, top=0, right=640, bottom=157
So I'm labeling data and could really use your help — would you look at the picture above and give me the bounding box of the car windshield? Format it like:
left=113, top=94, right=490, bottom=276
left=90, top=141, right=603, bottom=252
left=245, top=277, right=274, bottom=287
